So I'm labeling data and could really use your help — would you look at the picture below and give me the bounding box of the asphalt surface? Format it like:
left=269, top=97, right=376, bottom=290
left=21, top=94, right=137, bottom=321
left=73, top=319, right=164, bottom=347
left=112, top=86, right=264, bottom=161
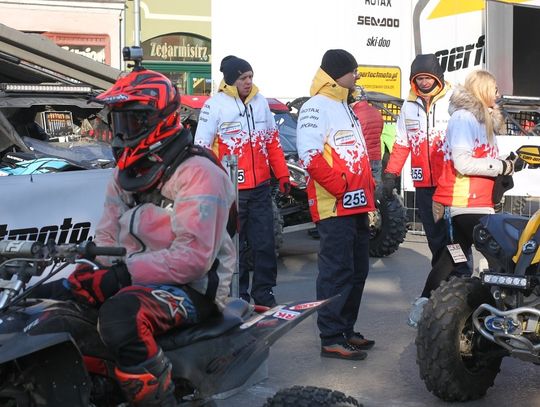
left=215, top=231, right=540, bottom=407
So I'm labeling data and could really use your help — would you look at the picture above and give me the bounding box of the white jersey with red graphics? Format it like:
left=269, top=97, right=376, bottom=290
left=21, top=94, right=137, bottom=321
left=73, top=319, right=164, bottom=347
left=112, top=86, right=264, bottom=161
left=433, top=108, right=500, bottom=208
left=385, top=85, right=451, bottom=187
left=194, top=82, right=289, bottom=189
left=296, top=68, right=375, bottom=222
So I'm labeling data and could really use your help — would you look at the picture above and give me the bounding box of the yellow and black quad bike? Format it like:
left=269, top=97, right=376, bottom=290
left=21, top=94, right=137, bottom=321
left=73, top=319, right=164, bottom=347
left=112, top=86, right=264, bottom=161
left=415, top=145, right=540, bottom=402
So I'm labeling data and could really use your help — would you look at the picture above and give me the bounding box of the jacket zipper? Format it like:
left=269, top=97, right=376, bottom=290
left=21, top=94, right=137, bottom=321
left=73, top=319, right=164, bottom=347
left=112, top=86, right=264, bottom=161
left=245, top=103, right=257, bottom=186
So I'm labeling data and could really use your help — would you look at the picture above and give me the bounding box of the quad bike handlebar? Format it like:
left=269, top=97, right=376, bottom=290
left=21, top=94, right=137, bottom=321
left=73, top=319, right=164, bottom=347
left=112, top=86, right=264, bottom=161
left=0, top=240, right=126, bottom=310
left=0, top=240, right=126, bottom=262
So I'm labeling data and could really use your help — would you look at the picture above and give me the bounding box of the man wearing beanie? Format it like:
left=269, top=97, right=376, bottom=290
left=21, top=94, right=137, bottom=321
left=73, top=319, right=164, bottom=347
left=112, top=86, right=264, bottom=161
left=195, top=55, right=290, bottom=307
left=296, top=49, right=376, bottom=360
left=381, top=54, right=462, bottom=328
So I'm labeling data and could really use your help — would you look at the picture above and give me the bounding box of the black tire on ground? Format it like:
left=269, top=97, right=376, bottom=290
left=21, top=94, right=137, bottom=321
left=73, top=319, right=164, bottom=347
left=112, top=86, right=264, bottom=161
left=368, top=195, right=408, bottom=257
left=262, top=385, right=362, bottom=407
left=381, top=148, right=401, bottom=194
left=415, top=277, right=505, bottom=402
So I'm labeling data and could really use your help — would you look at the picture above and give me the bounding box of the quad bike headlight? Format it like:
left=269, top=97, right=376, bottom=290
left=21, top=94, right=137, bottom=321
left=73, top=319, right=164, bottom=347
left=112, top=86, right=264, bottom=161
left=481, top=272, right=529, bottom=289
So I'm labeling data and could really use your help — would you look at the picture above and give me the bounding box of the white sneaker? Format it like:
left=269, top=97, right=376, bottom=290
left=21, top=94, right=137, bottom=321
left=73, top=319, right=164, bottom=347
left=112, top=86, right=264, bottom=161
left=407, top=297, right=429, bottom=328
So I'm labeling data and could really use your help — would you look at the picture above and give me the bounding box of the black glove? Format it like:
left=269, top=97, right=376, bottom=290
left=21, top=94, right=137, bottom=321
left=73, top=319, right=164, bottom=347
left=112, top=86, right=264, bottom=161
left=514, top=158, right=526, bottom=172
left=67, top=261, right=131, bottom=306
left=503, top=152, right=526, bottom=174
left=381, top=173, right=397, bottom=200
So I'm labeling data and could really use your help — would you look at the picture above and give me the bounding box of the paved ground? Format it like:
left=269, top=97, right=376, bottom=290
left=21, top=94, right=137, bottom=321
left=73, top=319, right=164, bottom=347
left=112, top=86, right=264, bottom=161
left=216, top=231, right=540, bottom=407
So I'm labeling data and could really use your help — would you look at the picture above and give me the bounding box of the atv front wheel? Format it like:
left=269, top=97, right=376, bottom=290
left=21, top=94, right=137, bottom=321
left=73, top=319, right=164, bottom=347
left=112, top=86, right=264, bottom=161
left=368, top=195, right=407, bottom=257
left=262, top=385, right=362, bottom=407
left=416, top=277, right=505, bottom=401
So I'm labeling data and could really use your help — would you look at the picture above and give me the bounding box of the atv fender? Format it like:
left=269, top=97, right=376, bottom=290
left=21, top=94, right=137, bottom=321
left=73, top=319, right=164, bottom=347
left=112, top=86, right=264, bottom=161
left=0, top=331, right=75, bottom=364
left=0, top=332, right=91, bottom=406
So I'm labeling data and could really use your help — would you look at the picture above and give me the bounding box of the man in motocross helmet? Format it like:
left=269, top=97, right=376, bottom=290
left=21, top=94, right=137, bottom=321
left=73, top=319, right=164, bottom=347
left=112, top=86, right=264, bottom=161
left=194, top=55, right=290, bottom=307
left=65, top=69, right=236, bottom=406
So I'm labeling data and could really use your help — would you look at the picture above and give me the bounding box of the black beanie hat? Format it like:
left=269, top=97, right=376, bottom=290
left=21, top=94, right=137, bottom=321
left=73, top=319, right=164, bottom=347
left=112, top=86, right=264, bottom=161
left=321, top=49, right=358, bottom=80
left=220, top=55, right=253, bottom=85
left=409, top=53, right=445, bottom=84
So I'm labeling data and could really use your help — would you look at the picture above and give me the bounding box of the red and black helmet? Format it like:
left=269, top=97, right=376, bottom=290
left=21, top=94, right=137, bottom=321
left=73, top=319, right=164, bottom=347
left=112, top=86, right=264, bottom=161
left=96, top=69, right=182, bottom=170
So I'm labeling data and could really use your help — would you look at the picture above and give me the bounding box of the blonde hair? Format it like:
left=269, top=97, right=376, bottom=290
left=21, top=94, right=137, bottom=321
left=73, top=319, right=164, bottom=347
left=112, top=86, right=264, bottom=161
left=463, top=70, right=498, bottom=143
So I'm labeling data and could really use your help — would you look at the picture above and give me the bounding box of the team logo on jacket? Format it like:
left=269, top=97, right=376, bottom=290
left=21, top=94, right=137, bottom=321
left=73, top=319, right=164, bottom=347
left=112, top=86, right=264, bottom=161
left=405, top=119, right=420, bottom=133
left=334, top=130, right=357, bottom=146
left=220, top=122, right=242, bottom=135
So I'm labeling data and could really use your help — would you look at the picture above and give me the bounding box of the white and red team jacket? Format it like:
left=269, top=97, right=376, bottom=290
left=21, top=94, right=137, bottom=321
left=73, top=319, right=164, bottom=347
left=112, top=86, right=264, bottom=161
left=296, top=68, right=375, bottom=223
left=194, top=81, right=289, bottom=189
left=434, top=86, right=505, bottom=209
left=385, top=85, right=452, bottom=187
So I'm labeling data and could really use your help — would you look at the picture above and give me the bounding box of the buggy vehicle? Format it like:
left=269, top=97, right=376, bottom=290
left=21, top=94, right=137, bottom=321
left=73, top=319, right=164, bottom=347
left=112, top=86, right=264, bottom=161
left=0, top=23, right=119, bottom=170
left=0, top=83, right=115, bottom=170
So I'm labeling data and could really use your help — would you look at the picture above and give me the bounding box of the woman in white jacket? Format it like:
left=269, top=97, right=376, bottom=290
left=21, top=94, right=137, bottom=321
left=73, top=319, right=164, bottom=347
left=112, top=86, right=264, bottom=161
left=410, top=70, right=523, bottom=326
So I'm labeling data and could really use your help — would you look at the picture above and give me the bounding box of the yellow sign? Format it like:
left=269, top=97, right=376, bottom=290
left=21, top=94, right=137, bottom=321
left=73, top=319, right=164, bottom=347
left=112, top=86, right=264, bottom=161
left=356, top=66, right=401, bottom=98
left=429, top=0, right=530, bottom=19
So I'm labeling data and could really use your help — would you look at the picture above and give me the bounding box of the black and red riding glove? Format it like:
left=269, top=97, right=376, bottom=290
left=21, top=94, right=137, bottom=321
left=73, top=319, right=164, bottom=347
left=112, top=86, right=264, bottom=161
left=67, top=261, right=131, bottom=306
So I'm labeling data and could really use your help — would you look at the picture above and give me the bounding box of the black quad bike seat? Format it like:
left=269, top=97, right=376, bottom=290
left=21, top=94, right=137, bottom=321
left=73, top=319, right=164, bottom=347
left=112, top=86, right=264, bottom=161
left=157, top=298, right=252, bottom=351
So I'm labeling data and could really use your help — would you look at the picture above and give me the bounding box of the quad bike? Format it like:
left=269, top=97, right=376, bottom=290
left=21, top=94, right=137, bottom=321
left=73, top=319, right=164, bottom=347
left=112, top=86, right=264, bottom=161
left=415, top=145, right=540, bottom=401
left=0, top=239, right=344, bottom=406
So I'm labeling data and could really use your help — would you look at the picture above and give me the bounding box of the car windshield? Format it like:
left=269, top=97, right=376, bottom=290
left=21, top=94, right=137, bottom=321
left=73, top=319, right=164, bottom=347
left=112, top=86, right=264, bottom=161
left=23, top=136, right=115, bottom=168
left=274, top=112, right=297, bottom=154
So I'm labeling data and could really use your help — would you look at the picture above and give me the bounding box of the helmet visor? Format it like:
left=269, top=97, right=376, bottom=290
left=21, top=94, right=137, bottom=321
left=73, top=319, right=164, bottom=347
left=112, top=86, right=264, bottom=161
left=110, top=110, right=150, bottom=146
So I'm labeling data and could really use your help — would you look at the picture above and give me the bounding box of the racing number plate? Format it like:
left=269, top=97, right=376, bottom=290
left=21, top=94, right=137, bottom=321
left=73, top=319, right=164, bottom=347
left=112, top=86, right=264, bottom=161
left=411, top=167, right=423, bottom=181
left=238, top=169, right=245, bottom=183
left=342, top=189, right=367, bottom=208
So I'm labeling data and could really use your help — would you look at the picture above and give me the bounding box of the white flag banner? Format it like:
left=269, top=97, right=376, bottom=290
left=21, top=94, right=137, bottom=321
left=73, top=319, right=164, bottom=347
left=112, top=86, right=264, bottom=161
left=0, top=169, right=112, bottom=242
left=0, top=169, right=113, bottom=282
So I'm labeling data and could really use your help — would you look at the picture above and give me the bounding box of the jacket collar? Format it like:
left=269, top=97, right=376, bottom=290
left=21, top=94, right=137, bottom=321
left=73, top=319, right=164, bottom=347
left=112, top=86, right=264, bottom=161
left=218, top=79, right=259, bottom=104
left=407, top=81, right=451, bottom=112
left=309, top=68, right=350, bottom=101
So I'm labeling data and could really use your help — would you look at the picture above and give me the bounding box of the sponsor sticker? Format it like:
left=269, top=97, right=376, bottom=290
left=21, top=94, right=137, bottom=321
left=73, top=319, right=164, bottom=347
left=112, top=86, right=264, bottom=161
left=289, top=300, right=326, bottom=311
left=334, top=130, right=357, bottom=147
left=220, top=122, right=242, bottom=135
left=273, top=309, right=301, bottom=321
left=405, top=119, right=420, bottom=133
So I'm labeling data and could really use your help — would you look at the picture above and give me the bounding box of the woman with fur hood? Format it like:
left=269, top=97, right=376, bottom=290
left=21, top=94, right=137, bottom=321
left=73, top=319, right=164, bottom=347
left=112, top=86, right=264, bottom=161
left=417, top=70, right=522, bottom=305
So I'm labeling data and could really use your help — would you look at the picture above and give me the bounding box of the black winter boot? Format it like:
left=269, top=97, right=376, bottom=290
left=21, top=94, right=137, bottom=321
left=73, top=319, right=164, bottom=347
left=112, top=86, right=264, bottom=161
left=115, top=349, right=176, bottom=407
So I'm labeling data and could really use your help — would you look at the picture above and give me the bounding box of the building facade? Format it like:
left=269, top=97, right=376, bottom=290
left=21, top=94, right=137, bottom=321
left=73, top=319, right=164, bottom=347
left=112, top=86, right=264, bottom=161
left=0, top=0, right=125, bottom=69
left=125, top=0, right=211, bottom=95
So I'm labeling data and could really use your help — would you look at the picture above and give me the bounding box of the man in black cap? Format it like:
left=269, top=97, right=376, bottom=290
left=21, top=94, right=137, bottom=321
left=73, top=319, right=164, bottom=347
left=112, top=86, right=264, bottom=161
left=195, top=55, right=290, bottom=307
left=381, top=54, right=460, bottom=327
left=296, top=49, right=376, bottom=360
